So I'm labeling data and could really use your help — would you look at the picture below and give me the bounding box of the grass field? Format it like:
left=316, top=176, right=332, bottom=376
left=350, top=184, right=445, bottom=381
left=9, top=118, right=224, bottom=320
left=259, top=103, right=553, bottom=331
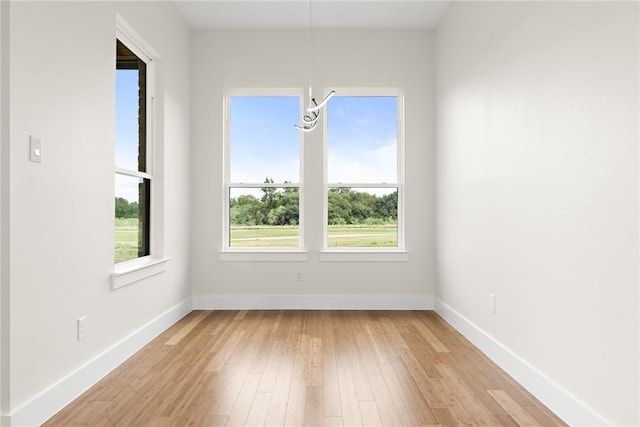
left=115, top=217, right=139, bottom=263
left=327, top=224, right=397, bottom=248
left=230, top=224, right=397, bottom=248
left=116, top=220, right=398, bottom=261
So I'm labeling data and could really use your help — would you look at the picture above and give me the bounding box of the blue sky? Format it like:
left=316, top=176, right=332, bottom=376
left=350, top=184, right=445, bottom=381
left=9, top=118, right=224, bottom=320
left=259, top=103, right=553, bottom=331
left=327, top=96, right=397, bottom=184
left=230, top=95, right=398, bottom=185
left=230, top=96, right=301, bottom=183
left=116, top=91, right=399, bottom=202
left=115, top=69, right=142, bottom=202
left=115, top=69, right=139, bottom=172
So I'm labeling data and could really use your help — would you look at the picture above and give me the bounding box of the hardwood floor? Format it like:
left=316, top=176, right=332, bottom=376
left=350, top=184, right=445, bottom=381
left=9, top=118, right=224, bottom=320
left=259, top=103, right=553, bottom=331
left=44, top=310, right=566, bottom=426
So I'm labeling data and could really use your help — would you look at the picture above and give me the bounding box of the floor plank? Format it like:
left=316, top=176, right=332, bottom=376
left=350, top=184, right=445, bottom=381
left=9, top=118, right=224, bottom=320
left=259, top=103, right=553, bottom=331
left=244, top=391, right=272, bottom=426
left=337, top=367, right=363, bottom=426
left=164, top=310, right=210, bottom=346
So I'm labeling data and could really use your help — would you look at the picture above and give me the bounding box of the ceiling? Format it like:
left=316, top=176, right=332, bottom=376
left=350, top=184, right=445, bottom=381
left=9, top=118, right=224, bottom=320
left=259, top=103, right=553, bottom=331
left=174, top=1, right=451, bottom=30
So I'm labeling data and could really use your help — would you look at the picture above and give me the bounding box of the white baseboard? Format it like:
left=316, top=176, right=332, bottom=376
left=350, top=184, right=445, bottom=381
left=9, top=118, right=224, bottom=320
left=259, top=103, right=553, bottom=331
left=9, top=298, right=193, bottom=427
left=434, top=299, right=611, bottom=426
left=193, top=294, right=433, bottom=310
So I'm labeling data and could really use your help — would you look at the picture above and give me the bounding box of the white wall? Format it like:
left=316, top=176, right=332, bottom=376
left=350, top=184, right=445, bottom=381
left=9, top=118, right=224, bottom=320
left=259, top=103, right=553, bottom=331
left=436, top=2, right=639, bottom=425
left=8, top=0, right=191, bottom=417
left=190, top=30, right=436, bottom=306
left=0, top=1, right=9, bottom=423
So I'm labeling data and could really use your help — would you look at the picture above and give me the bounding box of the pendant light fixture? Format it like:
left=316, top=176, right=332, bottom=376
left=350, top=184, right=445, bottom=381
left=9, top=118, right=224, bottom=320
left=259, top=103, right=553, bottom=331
left=295, top=0, right=335, bottom=133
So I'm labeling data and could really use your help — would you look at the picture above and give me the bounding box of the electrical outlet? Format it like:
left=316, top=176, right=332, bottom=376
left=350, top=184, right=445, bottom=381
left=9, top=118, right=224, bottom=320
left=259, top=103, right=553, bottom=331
left=489, top=294, right=496, bottom=313
left=296, top=272, right=303, bottom=281
left=77, top=317, right=87, bottom=341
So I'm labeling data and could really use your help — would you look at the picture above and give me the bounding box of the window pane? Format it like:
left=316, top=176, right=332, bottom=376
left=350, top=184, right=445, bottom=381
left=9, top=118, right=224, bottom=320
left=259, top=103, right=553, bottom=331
left=229, top=187, right=299, bottom=248
left=327, top=96, right=397, bottom=183
left=115, top=174, right=150, bottom=262
left=115, top=68, right=142, bottom=171
left=229, top=96, right=300, bottom=183
left=327, top=188, right=397, bottom=248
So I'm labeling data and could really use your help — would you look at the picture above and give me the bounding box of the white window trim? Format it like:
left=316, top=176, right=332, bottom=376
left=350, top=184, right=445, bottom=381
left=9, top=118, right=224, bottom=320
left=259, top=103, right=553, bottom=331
left=322, top=88, right=405, bottom=255
left=319, top=250, right=409, bottom=262
left=112, top=257, right=170, bottom=289
left=221, top=88, right=306, bottom=258
left=112, top=17, right=168, bottom=288
left=218, top=250, right=308, bottom=262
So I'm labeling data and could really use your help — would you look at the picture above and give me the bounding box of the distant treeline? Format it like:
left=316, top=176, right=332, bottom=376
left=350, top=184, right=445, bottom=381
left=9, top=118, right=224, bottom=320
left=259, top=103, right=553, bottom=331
left=115, top=197, right=139, bottom=218
left=231, top=179, right=397, bottom=226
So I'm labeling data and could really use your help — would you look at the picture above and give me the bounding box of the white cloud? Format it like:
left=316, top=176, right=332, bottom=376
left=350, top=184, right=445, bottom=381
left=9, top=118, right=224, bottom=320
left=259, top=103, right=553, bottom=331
left=232, top=156, right=300, bottom=184
left=328, top=138, right=397, bottom=184
left=115, top=174, right=142, bottom=203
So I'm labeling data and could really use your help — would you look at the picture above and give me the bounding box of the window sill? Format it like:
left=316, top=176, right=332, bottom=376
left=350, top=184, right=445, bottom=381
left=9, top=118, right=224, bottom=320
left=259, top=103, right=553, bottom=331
left=319, top=250, right=409, bottom=262
left=218, top=250, right=309, bottom=262
left=111, top=257, right=170, bottom=290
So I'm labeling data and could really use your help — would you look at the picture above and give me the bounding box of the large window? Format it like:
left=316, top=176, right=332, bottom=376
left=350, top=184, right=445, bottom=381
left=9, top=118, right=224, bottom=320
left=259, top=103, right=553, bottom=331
left=222, top=89, right=403, bottom=255
left=115, top=39, right=151, bottom=263
left=224, top=92, right=302, bottom=249
left=325, top=93, right=403, bottom=249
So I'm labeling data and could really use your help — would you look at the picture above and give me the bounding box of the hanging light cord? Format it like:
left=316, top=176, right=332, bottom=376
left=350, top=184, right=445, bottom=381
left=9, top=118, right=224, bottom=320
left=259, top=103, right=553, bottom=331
left=295, top=0, right=335, bottom=132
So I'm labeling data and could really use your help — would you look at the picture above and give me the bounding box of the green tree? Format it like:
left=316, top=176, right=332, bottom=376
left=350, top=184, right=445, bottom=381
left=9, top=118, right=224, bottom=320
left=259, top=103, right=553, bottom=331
left=279, top=189, right=299, bottom=225
left=328, top=189, right=352, bottom=225
left=375, top=191, right=398, bottom=220
left=260, top=178, right=281, bottom=213
left=267, top=205, right=288, bottom=225
left=230, top=194, right=265, bottom=225
left=115, top=197, right=139, bottom=218
left=349, top=191, right=375, bottom=223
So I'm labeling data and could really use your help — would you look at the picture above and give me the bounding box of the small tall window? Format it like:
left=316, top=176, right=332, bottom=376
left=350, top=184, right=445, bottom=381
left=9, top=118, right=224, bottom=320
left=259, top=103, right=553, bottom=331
left=224, top=93, right=302, bottom=249
left=115, top=40, right=150, bottom=263
left=325, top=93, right=403, bottom=249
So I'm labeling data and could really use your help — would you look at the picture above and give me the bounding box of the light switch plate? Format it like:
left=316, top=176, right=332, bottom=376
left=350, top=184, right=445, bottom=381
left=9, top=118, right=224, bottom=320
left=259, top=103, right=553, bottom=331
left=29, top=136, right=42, bottom=163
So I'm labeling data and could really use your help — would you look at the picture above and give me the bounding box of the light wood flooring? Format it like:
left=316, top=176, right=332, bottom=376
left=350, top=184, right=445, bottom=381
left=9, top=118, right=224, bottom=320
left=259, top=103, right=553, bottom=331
left=44, top=310, right=566, bottom=426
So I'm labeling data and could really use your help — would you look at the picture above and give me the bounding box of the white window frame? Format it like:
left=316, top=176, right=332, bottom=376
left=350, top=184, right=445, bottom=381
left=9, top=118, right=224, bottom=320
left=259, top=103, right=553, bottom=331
left=221, top=88, right=306, bottom=260
left=321, top=88, right=407, bottom=260
left=112, top=16, right=169, bottom=288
